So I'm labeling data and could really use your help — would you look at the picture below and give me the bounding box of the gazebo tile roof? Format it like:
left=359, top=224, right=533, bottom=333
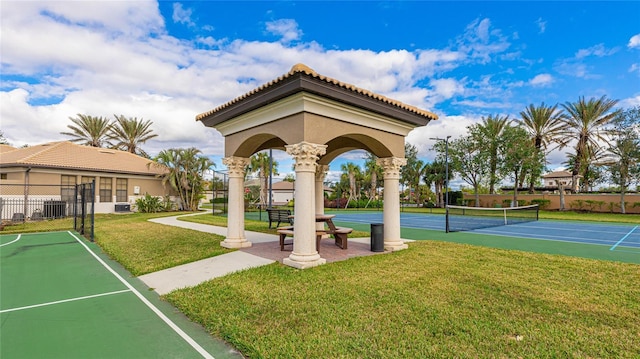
left=196, top=63, right=437, bottom=122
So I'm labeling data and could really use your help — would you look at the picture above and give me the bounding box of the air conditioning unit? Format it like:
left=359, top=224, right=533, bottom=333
left=115, top=204, right=131, bottom=212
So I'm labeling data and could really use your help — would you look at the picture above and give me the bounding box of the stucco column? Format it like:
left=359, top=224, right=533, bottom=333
left=283, top=142, right=327, bottom=269
left=221, top=156, right=251, bottom=249
left=315, top=165, right=329, bottom=234
left=377, top=157, right=408, bottom=251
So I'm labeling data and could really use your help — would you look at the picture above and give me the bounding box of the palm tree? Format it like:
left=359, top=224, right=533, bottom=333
left=340, top=162, right=361, bottom=208
left=363, top=153, right=383, bottom=208
left=248, top=151, right=278, bottom=208
left=110, top=115, right=158, bottom=157
left=61, top=114, right=112, bottom=147
left=561, top=96, right=620, bottom=192
left=518, top=103, right=566, bottom=192
left=472, top=114, right=511, bottom=194
left=152, top=148, right=214, bottom=211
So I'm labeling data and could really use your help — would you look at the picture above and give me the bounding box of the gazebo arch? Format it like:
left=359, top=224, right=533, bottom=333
left=197, top=64, right=438, bottom=269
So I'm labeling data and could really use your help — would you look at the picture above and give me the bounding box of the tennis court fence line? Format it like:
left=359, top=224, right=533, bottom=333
left=0, top=182, right=95, bottom=241
left=446, top=204, right=539, bottom=233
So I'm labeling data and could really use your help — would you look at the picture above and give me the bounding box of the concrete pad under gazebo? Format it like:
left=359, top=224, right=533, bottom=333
left=196, top=64, right=438, bottom=269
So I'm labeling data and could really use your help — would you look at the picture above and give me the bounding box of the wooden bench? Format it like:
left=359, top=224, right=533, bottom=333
left=277, top=226, right=353, bottom=251
left=277, top=229, right=324, bottom=251
left=266, top=208, right=293, bottom=229
left=325, top=227, right=353, bottom=249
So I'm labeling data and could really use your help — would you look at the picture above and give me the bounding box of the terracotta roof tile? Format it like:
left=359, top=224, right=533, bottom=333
left=0, top=141, right=167, bottom=176
left=196, top=63, right=438, bottom=121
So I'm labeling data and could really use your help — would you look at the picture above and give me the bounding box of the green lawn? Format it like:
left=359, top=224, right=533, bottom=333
left=92, top=212, right=231, bottom=276
left=3, top=209, right=639, bottom=357
left=165, top=241, right=640, bottom=358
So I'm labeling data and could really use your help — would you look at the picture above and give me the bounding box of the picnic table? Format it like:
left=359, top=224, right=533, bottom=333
left=277, top=214, right=353, bottom=251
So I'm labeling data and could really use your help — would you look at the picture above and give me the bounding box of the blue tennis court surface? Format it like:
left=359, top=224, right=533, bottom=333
left=330, top=212, right=640, bottom=252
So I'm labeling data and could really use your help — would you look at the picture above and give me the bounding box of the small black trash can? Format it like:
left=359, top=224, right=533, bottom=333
left=370, top=223, right=384, bottom=252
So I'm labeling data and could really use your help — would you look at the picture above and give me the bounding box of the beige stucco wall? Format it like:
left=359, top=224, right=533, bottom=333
left=0, top=166, right=174, bottom=214
left=463, top=193, right=640, bottom=214
left=225, top=112, right=404, bottom=162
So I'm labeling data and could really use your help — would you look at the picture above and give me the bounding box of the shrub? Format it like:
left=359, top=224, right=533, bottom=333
left=135, top=194, right=163, bottom=213
left=530, top=199, right=550, bottom=210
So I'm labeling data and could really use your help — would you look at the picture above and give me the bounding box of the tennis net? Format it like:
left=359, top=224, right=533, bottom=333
left=446, top=204, right=539, bottom=233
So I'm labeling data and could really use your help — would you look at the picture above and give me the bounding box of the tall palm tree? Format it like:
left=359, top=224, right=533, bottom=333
left=561, top=96, right=620, bottom=192
left=363, top=153, right=383, bottom=208
left=61, top=114, right=112, bottom=147
left=422, top=161, right=448, bottom=207
left=152, top=148, right=214, bottom=211
left=341, top=162, right=361, bottom=208
left=519, top=103, right=566, bottom=192
left=472, top=114, right=511, bottom=194
left=110, top=115, right=158, bottom=157
left=248, top=151, right=278, bottom=208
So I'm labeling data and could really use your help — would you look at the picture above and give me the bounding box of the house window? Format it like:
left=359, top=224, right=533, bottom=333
left=81, top=176, right=95, bottom=184
left=100, top=178, right=112, bottom=203
left=61, top=175, right=76, bottom=202
left=0, top=173, right=7, bottom=180
left=116, top=178, right=128, bottom=202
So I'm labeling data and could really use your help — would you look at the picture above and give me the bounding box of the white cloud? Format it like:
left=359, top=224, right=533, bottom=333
left=535, top=17, right=546, bottom=34
left=630, top=63, right=640, bottom=76
left=529, top=73, right=554, bottom=86
left=172, top=3, right=196, bottom=27
left=619, top=94, right=640, bottom=108
left=265, top=19, right=302, bottom=43
left=628, top=34, right=640, bottom=49
left=575, top=43, right=618, bottom=59
left=455, top=18, right=511, bottom=64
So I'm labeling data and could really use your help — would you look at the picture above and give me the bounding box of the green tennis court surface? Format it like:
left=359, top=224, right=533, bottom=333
left=1, top=231, right=241, bottom=359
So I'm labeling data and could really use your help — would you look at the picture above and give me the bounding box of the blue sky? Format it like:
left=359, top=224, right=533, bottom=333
left=1, top=1, right=639, bottom=186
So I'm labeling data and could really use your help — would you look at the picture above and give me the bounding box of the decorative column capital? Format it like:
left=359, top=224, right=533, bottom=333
left=376, top=157, right=406, bottom=179
left=285, top=142, right=327, bottom=172
left=315, top=164, right=329, bottom=181
left=222, top=156, right=250, bottom=177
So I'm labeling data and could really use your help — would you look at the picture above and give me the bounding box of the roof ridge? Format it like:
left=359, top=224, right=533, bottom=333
left=19, top=141, right=66, bottom=163
left=196, top=63, right=438, bottom=121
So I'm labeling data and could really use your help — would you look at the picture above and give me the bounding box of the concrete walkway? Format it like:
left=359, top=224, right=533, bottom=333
left=140, top=212, right=279, bottom=294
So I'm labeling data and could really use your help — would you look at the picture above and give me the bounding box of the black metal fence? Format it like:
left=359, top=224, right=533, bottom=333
left=0, top=182, right=95, bottom=241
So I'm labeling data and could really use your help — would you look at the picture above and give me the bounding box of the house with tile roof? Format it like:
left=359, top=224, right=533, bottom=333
left=0, top=141, right=173, bottom=218
left=542, top=170, right=581, bottom=190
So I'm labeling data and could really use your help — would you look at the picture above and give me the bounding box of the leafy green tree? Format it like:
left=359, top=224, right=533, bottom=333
left=561, top=96, right=620, bottom=192
left=110, top=115, right=158, bottom=157
left=499, top=125, right=544, bottom=206
left=603, top=106, right=640, bottom=213
left=247, top=151, right=279, bottom=208
left=61, top=114, right=112, bottom=147
left=471, top=114, right=512, bottom=194
left=152, top=148, right=214, bottom=211
left=446, top=134, right=490, bottom=207
left=518, top=103, right=565, bottom=192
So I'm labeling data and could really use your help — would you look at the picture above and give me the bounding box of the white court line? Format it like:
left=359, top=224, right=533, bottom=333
left=66, top=231, right=215, bottom=359
left=0, top=234, right=21, bottom=247
left=610, top=226, right=639, bottom=251
left=0, top=289, right=131, bottom=314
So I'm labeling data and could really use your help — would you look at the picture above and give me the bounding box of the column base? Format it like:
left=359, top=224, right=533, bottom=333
left=384, top=240, right=408, bottom=252
left=283, top=253, right=326, bottom=269
left=220, top=239, right=252, bottom=249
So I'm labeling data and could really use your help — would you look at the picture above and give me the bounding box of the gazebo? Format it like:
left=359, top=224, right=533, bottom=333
left=197, top=64, right=437, bottom=269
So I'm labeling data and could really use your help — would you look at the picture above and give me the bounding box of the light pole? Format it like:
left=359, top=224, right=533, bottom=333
left=430, top=136, right=451, bottom=232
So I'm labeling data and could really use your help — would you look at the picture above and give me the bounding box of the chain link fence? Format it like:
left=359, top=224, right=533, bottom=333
left=0, top=182, right=95, bottom=240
